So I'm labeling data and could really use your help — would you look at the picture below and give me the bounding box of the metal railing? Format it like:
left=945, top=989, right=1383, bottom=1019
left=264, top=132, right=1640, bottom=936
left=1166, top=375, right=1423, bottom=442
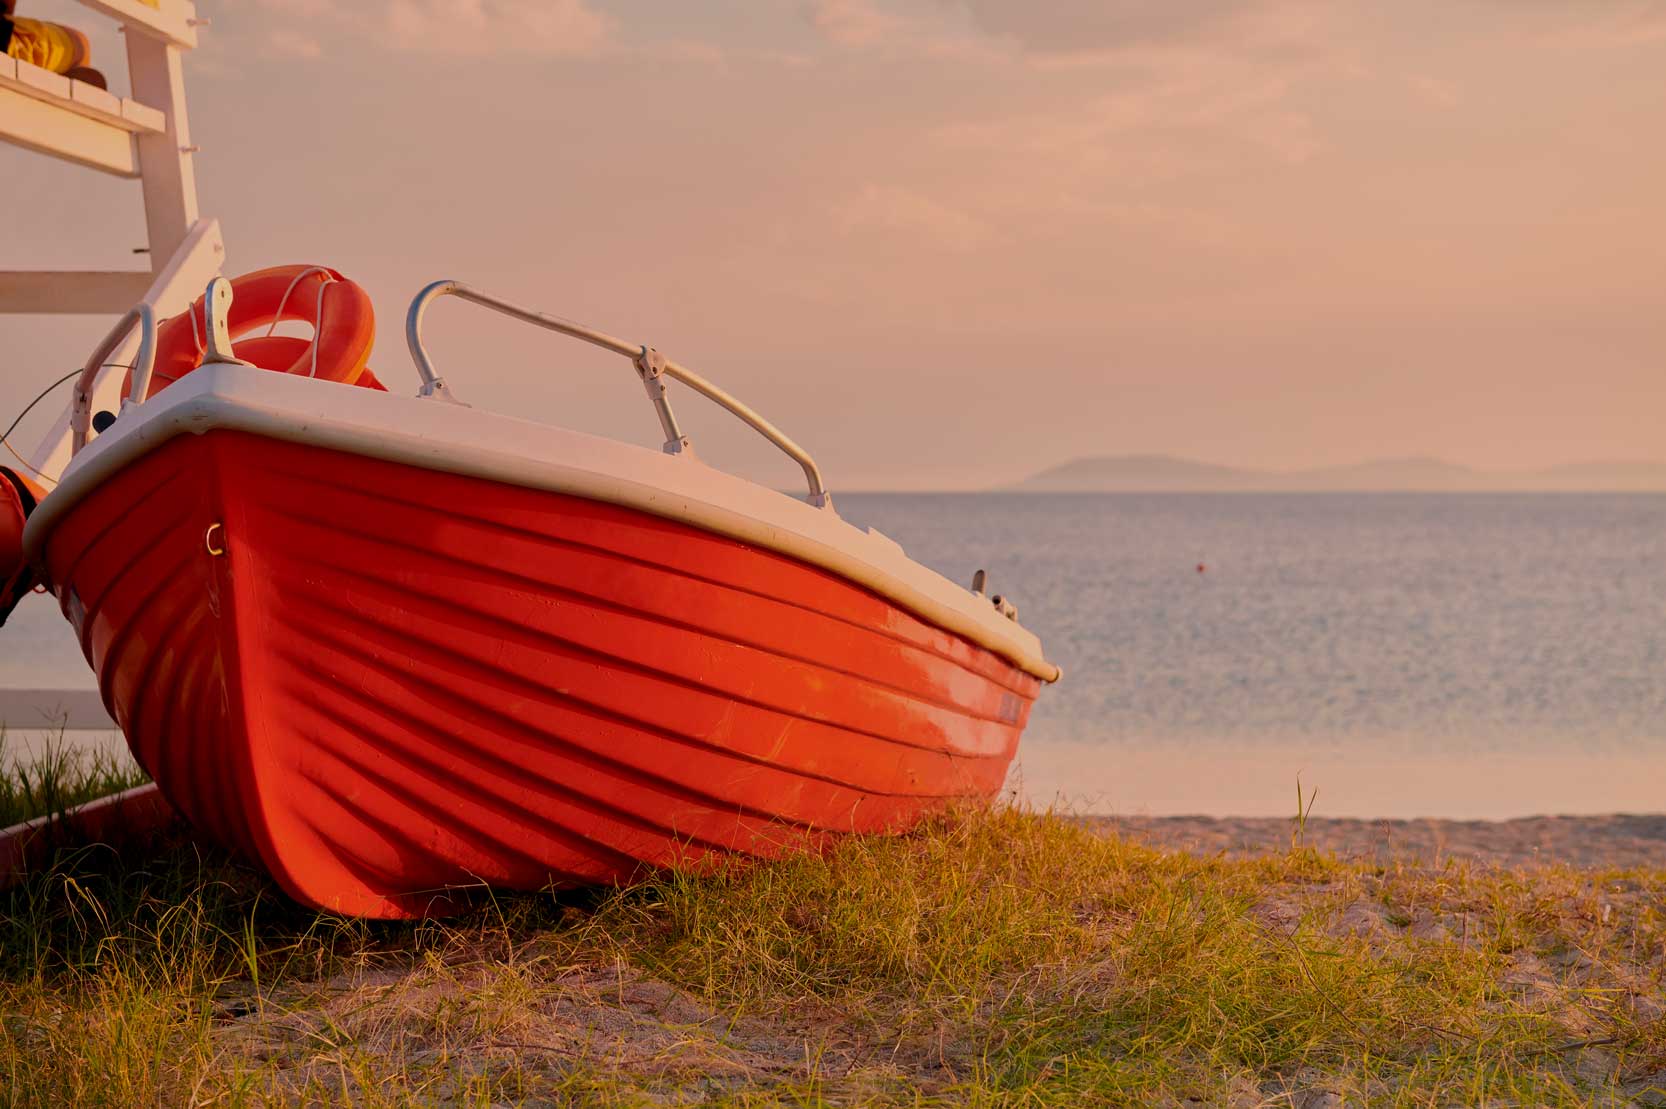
left=405, top=280, right=833, bottom=509
left=68, top=279, right=835, bottom=512
left=71, top=303, right=156, bottom=453
left=70, top=279, right=243, bottom=454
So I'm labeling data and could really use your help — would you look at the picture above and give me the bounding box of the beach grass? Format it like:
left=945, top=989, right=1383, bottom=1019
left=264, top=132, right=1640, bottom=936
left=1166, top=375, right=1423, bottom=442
left=0, top=730, right=149, bottom=829
left=1, top=755, right=1663, bottom=1106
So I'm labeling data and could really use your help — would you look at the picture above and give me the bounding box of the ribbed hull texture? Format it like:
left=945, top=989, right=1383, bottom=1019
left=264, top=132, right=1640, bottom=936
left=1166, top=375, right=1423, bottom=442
left=44, top=431, right=1040, bottom=917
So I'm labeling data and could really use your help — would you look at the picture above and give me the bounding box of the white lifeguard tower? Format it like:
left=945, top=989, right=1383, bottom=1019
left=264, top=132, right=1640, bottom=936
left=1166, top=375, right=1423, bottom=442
left=1, top=0, right=219, bottom=728
left=1, top=0, right=223, bottom=482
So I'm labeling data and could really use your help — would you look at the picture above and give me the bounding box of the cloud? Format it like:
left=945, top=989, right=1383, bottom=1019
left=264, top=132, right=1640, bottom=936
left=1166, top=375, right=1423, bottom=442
left=381, top=0, right=610, bottom=55
left=947, top=0, right=1326, bottom=58
left=1533, top=1, right=1666, bottom=49
left=264, top=29, right=324, bottom=59
left=792, top=0, right=1351, bottom=92
left=797, top=0, right=1018, bottom=62
left=1406, top=73, right=1460, bottom=109
left=237, top=0, right=611, bottom=56
left=834, top=185, right=994, bottom=251
left=951, top=1, right=1249, bottom=51
left=933, top=62, right=1322, bottom=181
left=808, top=0, right=908, bottom=47
left=248, top=0, right=334, bottom=15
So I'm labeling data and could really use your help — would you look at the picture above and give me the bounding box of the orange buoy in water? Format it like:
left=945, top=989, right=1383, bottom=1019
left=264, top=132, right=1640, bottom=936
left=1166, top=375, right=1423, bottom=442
left=0, top=466, right=45, bottom=625
left=1197, top=563, right=1207, bottom=574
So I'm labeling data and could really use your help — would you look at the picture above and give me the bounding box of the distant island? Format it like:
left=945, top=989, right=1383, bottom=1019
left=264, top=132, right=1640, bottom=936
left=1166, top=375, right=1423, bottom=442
left=1014, top=454, right=1666, bottom=492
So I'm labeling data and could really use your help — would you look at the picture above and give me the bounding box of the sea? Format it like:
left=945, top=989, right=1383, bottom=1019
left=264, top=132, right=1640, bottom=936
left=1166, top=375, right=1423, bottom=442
left=5, top=493, right=1663, bottom=819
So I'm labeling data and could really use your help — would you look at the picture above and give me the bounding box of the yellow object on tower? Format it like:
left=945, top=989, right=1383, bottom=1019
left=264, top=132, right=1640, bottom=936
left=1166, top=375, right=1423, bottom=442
left=3, top=16, right=90, bottom=74
left=2, top=1, right=161, bottom=84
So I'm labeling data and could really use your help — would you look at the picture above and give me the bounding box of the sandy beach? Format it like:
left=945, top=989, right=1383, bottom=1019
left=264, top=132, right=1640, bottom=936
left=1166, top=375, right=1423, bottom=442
left=1098, top=813, right=1666, bottom=871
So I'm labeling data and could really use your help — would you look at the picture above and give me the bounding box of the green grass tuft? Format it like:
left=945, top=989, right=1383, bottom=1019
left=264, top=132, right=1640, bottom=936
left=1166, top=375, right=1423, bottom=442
left=0, top=730, right=149, bottom=829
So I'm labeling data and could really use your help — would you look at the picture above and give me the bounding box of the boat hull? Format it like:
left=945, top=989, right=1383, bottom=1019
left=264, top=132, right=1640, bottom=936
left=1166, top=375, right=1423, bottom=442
left=41, top=430, right=1040, bottom=917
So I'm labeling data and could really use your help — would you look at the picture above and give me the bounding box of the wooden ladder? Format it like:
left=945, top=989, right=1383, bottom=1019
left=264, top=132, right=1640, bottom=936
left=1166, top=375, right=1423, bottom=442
left=0, top=0, right=225, bottom=481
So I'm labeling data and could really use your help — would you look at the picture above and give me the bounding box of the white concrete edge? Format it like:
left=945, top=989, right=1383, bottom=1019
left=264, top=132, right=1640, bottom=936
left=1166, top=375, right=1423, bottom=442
left=23, top=367, right=1062, bottom=683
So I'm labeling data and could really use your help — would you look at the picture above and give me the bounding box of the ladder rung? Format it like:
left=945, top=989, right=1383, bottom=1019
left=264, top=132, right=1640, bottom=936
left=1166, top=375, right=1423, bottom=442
left=122, top=97, right=166, bottom=132
left=0, top=85, right=135, bottom=175
left=0, top=57, right=172, bottom=177
left=0, top=271, right=155, bottom=314
left=1, top=57, right=166, bottom=134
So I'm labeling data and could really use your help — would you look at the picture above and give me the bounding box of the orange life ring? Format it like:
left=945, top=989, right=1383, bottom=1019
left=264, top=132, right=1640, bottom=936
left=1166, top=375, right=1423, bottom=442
left=1, top=465, right=45, bottom=626
left=126, top=265, right=378, bottom=401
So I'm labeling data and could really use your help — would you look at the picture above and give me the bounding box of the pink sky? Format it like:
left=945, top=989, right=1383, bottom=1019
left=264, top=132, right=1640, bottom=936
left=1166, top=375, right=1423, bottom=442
left=3, top=0, right=1664, bottom=489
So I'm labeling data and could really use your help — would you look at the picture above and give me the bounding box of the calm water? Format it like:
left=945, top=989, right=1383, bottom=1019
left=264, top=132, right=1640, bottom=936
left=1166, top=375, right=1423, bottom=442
left=837, top=493, right=1666, bottom=754
left=835, top=493, right=1666, bottom=816
left=6, top=493, right=1664, bottom=816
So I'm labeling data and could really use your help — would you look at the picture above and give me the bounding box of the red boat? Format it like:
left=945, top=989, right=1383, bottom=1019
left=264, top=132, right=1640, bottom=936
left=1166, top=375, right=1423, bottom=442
left=12, top=269, right=1059, bottom=918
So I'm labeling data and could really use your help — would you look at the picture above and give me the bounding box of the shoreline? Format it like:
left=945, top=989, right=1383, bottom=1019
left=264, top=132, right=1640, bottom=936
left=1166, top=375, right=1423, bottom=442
left=1014, top=739, right=1666, bottom=820
left=5, top=728, right=1664, bottom=872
